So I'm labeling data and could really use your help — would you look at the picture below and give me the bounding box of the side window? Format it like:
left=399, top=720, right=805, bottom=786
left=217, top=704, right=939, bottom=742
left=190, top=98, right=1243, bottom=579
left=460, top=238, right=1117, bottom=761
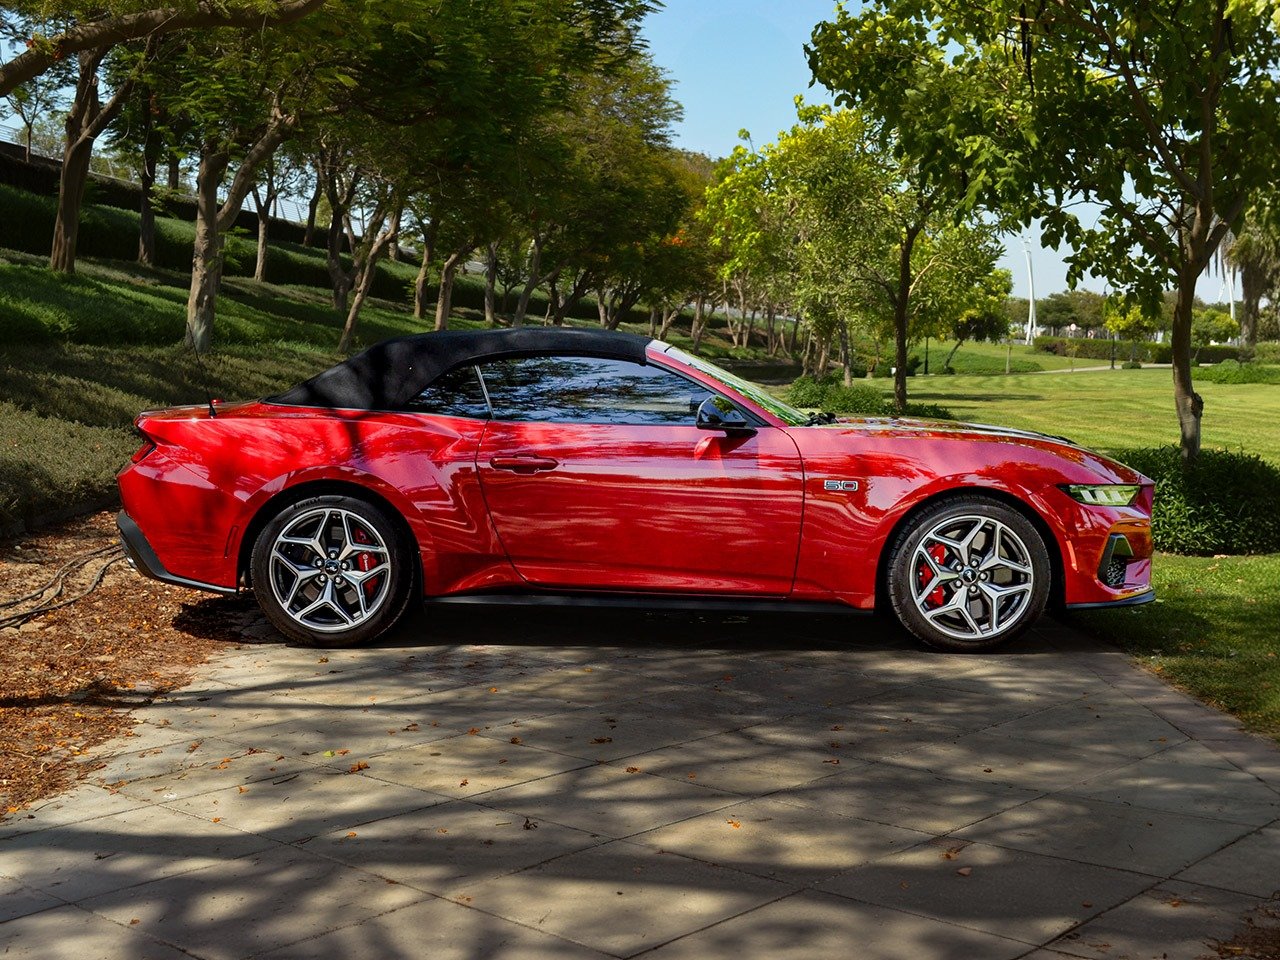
left=479, top=356, right=716, bottom=425
left=403, top=365, right=490, bottom=419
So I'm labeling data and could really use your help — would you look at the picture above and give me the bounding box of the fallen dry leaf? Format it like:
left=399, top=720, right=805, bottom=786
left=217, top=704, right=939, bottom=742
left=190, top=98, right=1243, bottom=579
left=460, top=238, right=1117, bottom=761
left=726, top=819, right=741, bottom=829
left=467, top=728, right=480, bottom=736
left=509, top=737, right=522, bottom=745
left=459, top=779, right=469, bottom=787
left=346, top=831, right=357, bottom=839
left=403, top=723, right=419, bottom=732
left=523, top=817, right=537, bottom=830
left=590, top=737, right=613, bottom=744
left=625, top=766, right=641, bottom=774
left=237, top=786, right=247, bottom=794
left=349, top=761, right=369, bottom=773
left=956, top=867, right=973, bottom=877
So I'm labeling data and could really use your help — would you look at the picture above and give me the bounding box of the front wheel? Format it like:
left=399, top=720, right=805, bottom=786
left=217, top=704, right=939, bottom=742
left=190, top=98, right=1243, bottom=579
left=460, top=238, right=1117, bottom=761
left=250, top=495, right=414, bottom=647
left=886, top=496, right=1051, bottom=652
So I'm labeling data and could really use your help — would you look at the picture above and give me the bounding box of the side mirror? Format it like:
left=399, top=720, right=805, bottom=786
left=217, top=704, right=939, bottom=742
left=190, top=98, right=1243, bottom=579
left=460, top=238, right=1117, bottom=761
left=696, top=396, right=755, bottom=434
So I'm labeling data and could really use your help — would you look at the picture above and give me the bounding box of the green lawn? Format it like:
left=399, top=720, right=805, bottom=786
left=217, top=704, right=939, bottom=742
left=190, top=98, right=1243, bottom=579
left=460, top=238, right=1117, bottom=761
left=908, top=367, right=1280, bottom=466
left=1075, top=553, right=1280, bottom=739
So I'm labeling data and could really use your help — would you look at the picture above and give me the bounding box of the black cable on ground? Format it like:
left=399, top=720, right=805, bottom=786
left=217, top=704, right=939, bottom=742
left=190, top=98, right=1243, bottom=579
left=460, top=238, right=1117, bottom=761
left=0, top=544, right=120, bottom=611
left=0, top=550, right=124, bottom=630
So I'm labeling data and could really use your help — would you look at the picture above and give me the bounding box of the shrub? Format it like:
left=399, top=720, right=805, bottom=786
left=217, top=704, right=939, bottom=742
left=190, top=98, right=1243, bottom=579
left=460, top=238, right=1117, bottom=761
left=1032, top=335, right=1238, bottom=365
left=785, top=374, right=954, bottom=420
left=1193, top=360, right=1280, bottom=384
left=1254, top=341, right=1280, bottom=364
left=1122, top=360, right=1143, bottom=369
left=1112, top=445, right=1280, bottom=555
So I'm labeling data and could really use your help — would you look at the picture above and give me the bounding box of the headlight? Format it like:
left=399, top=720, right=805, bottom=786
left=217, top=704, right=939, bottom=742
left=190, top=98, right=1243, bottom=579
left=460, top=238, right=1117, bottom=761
left=1060, top=484, right=1141, bottom=507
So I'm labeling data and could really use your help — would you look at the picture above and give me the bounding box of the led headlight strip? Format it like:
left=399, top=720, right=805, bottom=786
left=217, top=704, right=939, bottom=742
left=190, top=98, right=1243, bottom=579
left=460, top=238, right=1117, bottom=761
left=1061, top=484, right=1141, bottom=507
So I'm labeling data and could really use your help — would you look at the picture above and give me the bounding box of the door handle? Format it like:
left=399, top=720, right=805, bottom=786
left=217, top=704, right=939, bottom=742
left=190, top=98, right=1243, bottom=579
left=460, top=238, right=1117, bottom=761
left=489, top=455, right=559, bottom=474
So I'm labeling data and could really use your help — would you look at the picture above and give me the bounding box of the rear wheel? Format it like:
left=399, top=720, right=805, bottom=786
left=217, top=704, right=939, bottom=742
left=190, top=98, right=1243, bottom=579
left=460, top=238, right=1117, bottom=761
left=887, top=496, right=1050, bottom=652
left=250, top=495, right=414, bottom=648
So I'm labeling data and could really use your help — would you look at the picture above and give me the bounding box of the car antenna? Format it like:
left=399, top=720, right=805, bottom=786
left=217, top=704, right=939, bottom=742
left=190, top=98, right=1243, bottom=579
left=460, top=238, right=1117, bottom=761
left=186, top=338, right=218, bottom=418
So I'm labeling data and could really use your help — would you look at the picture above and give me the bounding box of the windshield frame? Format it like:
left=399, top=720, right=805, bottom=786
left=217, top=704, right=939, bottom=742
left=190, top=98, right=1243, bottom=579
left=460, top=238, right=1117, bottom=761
left=660, top=345, right=811, bottom=427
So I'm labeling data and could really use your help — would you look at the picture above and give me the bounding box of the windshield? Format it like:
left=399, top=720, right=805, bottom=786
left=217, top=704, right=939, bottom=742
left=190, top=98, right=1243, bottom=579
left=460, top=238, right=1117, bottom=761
left=662, top=345, right=811, bottom=427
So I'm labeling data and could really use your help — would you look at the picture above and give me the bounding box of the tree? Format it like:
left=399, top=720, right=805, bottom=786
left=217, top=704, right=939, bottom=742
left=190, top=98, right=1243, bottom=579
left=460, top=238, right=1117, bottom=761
left=1, top=15, right=72, bottom=161
left=808, top=1, right=1280, bottom=458
left=1192, top=307, right=1239, bottom=352
left=940, top=269, right=1013, bottom=370
left=1036, top=290, right=1106, bottom=334
left=1224, top=198, right=1280, bottom=358
left=0, top=1, right=325, bottom=98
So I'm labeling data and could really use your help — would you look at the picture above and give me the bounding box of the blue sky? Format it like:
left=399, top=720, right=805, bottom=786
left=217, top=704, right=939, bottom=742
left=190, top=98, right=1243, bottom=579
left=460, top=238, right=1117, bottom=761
left=642, top=1, right=1237, bottom=304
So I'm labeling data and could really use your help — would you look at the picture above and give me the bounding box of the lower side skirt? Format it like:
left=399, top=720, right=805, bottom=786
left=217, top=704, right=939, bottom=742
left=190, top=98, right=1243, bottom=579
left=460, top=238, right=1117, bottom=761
left=424, top=592, right=868, bottom=616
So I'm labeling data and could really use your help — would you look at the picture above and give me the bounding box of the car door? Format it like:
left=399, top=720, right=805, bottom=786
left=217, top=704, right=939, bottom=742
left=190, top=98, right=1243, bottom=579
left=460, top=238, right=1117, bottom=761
left=474, top=354, right=804, bottom=595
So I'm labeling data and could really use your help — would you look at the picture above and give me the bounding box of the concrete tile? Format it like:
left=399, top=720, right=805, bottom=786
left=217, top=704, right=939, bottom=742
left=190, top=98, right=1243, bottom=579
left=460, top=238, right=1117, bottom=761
left=851, top=682, right=1067, bottom=733
left=772, top=761, right=1042, bottom=834
left=1063, top=746, right=1280, bottom=826
left=0, top=904, right=190, bottom=960
left=477, top=764, right=737, bottom=839
left=956, top=795, right=1256, bottom=876
left=642, top=889, right=1029, bottom=960
left=1175, top=825, right=1280, bottom=897
left=453, top=842, right=792, bottom=956
left=0, top=877, right=62, bottom=922
left=740, top=708, right=957, bottom=762
left=370, top=681, right=577, bottom=734
left=81, top=844, right=425, bottom=960
left=983, top=701, right=1189, bottom=757
left=308, top=799, right=604, bottom=894
left=1046, top=880, right=1278, bottom=960
left=680, top=663, right=891, bottom=710
left=90, top=735, right=269, bottom=787
left=0, top=805, right=274, bottom=902
left=111, top=743, right=310, bottom=802
left=162, top=768, right=442, bottom=843
left=620, top=730, right=855, bottom=796
left=0, top=786, right=147, bottom=841
left=258, top=897, right=610, bottom=959
left=890, top=730, right=1141, bottom=791
left=633, top=796, right=930, bottom=884
left=359, top=734, right=587, bottom=799
left=215, top=705, right=464, bottom=763
left=478, top=664, right=674, bottom=708
left=819, top=838, right=1155, bottom=943
left=480, top=705, right=733, bottom=764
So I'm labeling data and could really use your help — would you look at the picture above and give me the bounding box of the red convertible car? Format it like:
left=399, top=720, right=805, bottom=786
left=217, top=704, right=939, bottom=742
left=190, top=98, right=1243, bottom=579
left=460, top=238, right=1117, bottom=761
left=117, top=328, right=1153, bottom=651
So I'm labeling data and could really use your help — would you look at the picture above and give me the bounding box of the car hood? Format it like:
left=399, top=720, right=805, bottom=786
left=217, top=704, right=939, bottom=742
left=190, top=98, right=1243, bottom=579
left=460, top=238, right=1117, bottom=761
left=808, top=416, right=1151, bottom=485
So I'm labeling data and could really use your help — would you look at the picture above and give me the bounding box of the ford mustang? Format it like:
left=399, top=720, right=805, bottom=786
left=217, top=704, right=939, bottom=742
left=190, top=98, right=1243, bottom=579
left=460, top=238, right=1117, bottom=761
left=117, top=328, right=1153, bottom=651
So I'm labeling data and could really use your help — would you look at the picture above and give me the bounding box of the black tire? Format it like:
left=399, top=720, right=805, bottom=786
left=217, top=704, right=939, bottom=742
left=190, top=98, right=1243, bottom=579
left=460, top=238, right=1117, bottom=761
left=250, top=494, right=415, bottom=648
left=886, top=495, right=1051, bottom=652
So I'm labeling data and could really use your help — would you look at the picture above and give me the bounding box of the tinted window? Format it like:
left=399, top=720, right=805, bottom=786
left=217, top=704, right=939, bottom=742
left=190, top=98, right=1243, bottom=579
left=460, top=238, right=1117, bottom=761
left=404, top=365, right=490, bottom=419
left=480, top=356, right=715, bottom=425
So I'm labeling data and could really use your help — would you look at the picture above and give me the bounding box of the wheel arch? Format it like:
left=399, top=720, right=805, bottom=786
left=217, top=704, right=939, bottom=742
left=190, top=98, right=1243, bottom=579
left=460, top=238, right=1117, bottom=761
left=872, top=485, right=1066, bottom=615
left=237, top=479, right=423, bottom=593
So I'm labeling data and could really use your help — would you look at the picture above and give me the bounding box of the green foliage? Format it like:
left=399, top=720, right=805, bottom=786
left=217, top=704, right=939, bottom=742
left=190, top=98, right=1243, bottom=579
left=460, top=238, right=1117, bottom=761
left=786, top=373, right=953, bottom=419
left=1191, top=308, right=1239, bottom=349
left=1032, top=335, right=1240, bottom=365
left=1254, top=342, right=1280, bottom=363
left=1039, top=290, right=1106, bottom=332
left=1193, top=360, right=1280, bottom=384
left=1122, top=360, right=1143, bottom=369
left=1114, top=446, right=1280, bottom=555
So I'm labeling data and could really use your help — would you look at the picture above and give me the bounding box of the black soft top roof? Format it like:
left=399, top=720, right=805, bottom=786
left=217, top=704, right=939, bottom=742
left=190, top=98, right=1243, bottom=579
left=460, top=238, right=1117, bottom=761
left=267, top=328, right=653, bottom=410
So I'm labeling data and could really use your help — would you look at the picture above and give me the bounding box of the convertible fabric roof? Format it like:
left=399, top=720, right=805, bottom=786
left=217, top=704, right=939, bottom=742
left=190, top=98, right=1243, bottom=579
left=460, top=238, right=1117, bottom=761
left=266, top=328, right=653, bottom=410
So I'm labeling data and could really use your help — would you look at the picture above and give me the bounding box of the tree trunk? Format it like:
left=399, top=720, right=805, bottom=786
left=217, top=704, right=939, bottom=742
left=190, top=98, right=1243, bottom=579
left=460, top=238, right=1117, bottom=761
left=435, top=248, right=466, bottom=332
left=413, top=220, right=438, bottom=320
left=1240, top=260, right=1264, bottom=360
left=484, top=242, right=499, bottom=326
left=892, top=227, right=921, bottom=414
left=513, top=237, right=542, bottom=327
left=50, top=134, right=93, bottom=273
left=816, top=335, right=830, bottom=376
left=944, top=337, right=965, bottom=371
left=251, top=175, right=274, bottom=283
left=839, top=323, right=853, bottom=387
left=184, top=148, right=231, bottom=354
left=303, top=175, right=322, bottom=247
left=137, top=88, right=158, bottom=266
left=692, top=296, right=709, bottom=353
left=647, top=305, right=659, bottom=338
left=659, top=305, right=682, bottom=340
left=339, top=202, right=402, bottom=353
left=545, top=270, right=561, bottom=324
left=1171, top=271, right=1204, bottom=459
left=167, top=153, right=180, bottom=191
left=552, top=269, right=590, bottom=325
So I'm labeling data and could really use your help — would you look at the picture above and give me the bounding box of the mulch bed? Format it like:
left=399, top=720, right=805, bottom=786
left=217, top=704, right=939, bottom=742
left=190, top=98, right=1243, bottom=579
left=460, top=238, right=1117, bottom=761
left=0, top=510, right=247, bottom=817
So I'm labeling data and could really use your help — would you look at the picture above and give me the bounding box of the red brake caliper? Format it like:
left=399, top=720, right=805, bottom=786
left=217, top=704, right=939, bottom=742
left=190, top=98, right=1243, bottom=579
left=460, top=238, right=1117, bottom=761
left=918, top=544, right=948, bottom=608
left=352, top=527, right=378, bottom=597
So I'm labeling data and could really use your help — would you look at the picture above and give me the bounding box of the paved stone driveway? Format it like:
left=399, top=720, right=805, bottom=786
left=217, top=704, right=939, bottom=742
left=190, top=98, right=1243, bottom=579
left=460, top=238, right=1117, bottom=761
left=2, top=605, right=1278, bottom=959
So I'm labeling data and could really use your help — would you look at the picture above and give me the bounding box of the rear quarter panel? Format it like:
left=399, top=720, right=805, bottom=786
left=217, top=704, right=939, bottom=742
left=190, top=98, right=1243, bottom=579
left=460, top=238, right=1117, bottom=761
left=121, top=403, right=514, bottom=593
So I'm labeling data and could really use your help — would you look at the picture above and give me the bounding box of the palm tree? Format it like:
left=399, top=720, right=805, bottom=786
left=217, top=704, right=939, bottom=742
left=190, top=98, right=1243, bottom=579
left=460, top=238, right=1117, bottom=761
left=1223, top=206, right=1280, bottom=358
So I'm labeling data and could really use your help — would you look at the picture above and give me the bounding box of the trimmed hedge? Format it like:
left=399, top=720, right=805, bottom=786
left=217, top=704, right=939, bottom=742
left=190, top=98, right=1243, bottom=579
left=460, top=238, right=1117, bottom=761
left=1034, top=335, right=1239, bottom=365
left=1193, top=360, right=1280, bottom=385
left=786, top=374, right=954, bottom=420
left=1113, top=445, right=1280, bottom=555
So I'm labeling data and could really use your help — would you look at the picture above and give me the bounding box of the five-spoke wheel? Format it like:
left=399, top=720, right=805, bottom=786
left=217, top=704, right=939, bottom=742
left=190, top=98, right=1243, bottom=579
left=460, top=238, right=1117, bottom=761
left=251, top=495, right=413, bottom=647
left=888, top=496, right=1050, bottom=651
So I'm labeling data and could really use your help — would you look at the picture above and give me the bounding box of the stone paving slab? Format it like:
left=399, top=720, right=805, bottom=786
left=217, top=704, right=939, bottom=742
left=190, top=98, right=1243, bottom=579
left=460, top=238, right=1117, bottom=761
left=3, top=608, right=1280, bottom=959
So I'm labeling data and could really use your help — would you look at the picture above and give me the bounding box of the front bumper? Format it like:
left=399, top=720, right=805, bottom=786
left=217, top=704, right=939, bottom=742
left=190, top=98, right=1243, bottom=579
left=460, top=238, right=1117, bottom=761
left=1064, top=587, right=1155, bottom=610
left=117, top=511, right=237, bottom=595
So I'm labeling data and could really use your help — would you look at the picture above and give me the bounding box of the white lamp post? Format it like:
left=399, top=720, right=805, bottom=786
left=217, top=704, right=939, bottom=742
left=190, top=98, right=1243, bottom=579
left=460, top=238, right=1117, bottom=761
left=1022, top=237, right=1037, bottom=344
